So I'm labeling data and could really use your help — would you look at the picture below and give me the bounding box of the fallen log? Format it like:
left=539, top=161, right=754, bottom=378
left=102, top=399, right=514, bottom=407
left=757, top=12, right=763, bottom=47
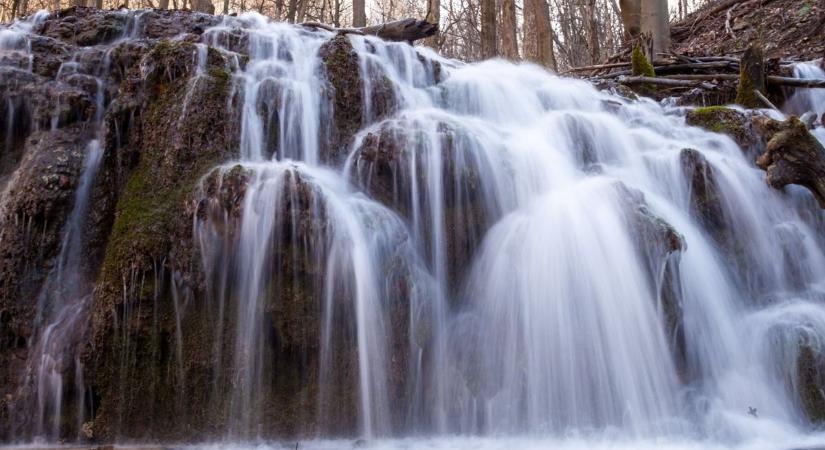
left=754, top=90, right=779, bottom=110
left=767, top=76, right=825, bottom=88
left=655, top=61, right=737, bottom=73
left=658, top=74, right=825, bottom=88
left=568, top=59, right=732, bottom=75
left=617, top=76, right=716, bottom=90
left=301, top=18, right=438, bottom=43
left=662, top=74, right=738, bottom=81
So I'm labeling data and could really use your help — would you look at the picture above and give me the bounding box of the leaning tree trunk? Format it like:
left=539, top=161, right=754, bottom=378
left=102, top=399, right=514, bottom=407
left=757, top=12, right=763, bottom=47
left=481, top=0, right=497, bottom=59
left=640, top=0, right=669, bottom=56
left=353, top=0, right=366, bottom=27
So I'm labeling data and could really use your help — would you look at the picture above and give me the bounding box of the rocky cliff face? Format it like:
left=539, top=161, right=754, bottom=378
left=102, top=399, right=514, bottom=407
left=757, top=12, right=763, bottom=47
left=2, top=6, right=825, bottom=446
left=0, top=7, right=430, bottom=442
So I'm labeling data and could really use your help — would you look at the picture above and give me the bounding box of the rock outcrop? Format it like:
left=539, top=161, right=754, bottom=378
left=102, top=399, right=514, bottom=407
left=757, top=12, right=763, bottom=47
left=685, top=106, right=757, bottom=149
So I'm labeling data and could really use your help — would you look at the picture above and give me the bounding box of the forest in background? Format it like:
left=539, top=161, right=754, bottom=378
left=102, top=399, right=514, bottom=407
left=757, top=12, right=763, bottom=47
left=0, top=0, right=714, bottom=70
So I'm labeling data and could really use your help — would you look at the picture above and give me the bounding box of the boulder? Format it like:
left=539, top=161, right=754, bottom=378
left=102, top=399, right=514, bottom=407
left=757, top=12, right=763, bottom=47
left=686, top=106, right=757, bottom=149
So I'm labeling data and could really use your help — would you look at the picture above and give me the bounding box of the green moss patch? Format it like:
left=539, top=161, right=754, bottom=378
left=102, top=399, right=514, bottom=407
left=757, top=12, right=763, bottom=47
left=686, top=106, right=756, bottom=149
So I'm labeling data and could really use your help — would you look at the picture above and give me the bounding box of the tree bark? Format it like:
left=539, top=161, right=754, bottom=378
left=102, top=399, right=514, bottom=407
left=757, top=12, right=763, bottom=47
left=286, top=0, right=298, bottom=22
left=523, top=0, right=557, bottom=70
left=353, top=0, right=366, bottom=27
left=480, top=0, right=497, bottom=58
left=736, top=45, right=766, bottom=108
left=424, top=0, right=439, bottom=48
left=191, top=0, right=214, bottom=12
left=296, top=0, right=307, bottom=22
left=500, top=0, right=518, bottom=59
left=584, top=0, right=600, bottom=63
left=619, top=0, right=641, bottom=40
left=640, top=0, right=669, bottom=56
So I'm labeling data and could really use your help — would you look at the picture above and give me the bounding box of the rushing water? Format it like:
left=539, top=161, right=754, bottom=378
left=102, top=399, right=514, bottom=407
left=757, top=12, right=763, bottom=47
left=786, top=61, right=825, bottom=145
left=3, top=9, right=825, bottom=449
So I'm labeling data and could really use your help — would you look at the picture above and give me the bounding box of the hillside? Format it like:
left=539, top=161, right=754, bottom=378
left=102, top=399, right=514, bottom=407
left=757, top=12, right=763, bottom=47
left=671, top=0, right=824, bottom=61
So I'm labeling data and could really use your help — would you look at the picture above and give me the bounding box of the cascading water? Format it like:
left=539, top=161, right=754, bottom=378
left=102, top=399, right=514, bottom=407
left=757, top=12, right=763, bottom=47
left=786, top=61, right=825, bottom=145
left=191, top=15, right=825, bottom=444
left=1, top=10, right=111, bottom=442
left=3, top=8, right=825, bottom=449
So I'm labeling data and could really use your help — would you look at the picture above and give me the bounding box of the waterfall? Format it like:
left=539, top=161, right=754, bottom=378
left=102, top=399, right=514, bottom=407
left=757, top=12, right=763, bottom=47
left=2, top=9, right=825, bottom=449
left=1, top=11, right=108, bottom=440
left=786, top=61, right=825, bottom=145
left=191, top=14, right=825, bottom=444
left=23, top=138, right=103, bottom=442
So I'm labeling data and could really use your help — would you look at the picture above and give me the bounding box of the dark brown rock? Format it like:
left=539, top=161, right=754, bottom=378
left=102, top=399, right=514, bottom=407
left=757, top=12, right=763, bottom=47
left=319, top=34, right=365, bottom=164
left=798, top=343, right=825, bottom=423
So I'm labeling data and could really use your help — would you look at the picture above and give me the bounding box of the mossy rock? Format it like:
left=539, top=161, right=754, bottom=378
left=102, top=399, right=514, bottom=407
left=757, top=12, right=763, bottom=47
left=686, top=106, right=757, bottom=149
left=319, top=34, right=364, bottom=164
left=90, top=39, right=238, bottom=441
left=798, top=343, right=825, bottom=423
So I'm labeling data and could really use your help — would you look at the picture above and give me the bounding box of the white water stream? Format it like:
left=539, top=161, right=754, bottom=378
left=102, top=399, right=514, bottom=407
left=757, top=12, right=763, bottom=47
left=192, top=13, right=825, bottom=447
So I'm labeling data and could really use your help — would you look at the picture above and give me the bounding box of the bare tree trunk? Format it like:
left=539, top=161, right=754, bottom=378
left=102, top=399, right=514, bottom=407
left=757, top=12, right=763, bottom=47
left=524, top=0, right=556, bottom=70
left=619, top=0, right=641, bottom=41
left=353, top=0, right=366, bottom=26
left=192, top=0, right=214, bottom=12
left=480, top=0, right=496, bottom=58
left=333, top=0, right=341, bottom=27
left=500, top=0, right=518, bottom=59
left=159, top=0, right=169, bottom=9
left=424, top=0, right=439, bottom=48
left=296, top=0, right=307, bottom=22
left=286, top=0, right=297, bottom=22
left=222, top=0, right=229, bottom=14
left=640, top=0, right=669, bottom=56
left=10, top=0, right=21, bottom=18
left=584, top=0, right=600, bottom=63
